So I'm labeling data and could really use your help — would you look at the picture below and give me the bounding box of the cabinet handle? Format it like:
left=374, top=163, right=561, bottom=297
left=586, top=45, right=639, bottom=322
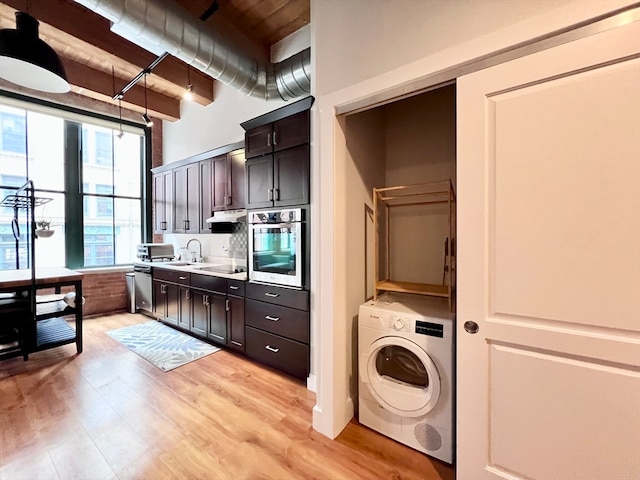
left=225, top=299, right=230, bottom=311
left=229, top=285, right=239, bottom=290
left=267, top=132, right=271, bottom=147
left=265, top=315, right=280, bottom=322
left=185, top=290, right=191, bottom=300
left=272, top=131, right=277, bottom=146
left=185, top=219, right=190, bottom=230
left=161, top=221, right=167, bottom=230
left=268, top=189, right=273, bottom=201
left=179, top=276, right=187, bottom=280
left=265, top=345, right=279, bottom=353
left=161, top=285, right=166, bottom=294
left=274, top=188, right=280, bottom=201
left=231, top=341, right=243, bottom=347
left=264, top=292, right=279, bottom=298
left=226, top=195, right=232, bottom=205
left=210, top=333, right=224, bottom=341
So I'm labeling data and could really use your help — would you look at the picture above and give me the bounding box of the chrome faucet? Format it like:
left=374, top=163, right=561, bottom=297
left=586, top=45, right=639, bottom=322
left=186, top=238, right=203, bottom=263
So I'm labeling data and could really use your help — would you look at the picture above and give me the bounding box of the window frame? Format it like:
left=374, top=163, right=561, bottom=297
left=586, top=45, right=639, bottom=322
left=0, top=92, right=152, bottom=270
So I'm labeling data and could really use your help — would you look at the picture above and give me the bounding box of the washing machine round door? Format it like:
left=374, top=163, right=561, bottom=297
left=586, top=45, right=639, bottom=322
left=366, top=337, right=441, bottom=417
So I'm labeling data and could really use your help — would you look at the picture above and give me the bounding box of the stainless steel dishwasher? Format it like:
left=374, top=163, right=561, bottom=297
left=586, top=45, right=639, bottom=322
left=133, top=264, right=153, bottom=314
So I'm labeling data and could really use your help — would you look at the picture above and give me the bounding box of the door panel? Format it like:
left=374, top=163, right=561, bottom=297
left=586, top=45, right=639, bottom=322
left=246, top=156, right=273, bottom=209
left=457, top=20, right=640, bottom=480
left=211, top=154, right=228, bottom=212
left=274, top=144, right=310, bottom=207
left=228, top=149, right=246, bottom=210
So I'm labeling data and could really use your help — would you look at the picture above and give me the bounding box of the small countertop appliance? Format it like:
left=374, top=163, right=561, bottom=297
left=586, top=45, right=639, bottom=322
left=136, top=243, right=175, bottom=262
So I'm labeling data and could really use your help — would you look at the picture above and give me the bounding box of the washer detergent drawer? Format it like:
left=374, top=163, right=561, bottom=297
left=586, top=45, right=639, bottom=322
left=245, top=326, right=309, bottom=380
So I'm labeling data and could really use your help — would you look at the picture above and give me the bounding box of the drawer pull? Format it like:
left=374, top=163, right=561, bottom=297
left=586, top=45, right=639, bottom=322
left=210, top=333, right=224, bottom=340
left=265, top=315, right=280, bottom=322
left=229, top=285, right=239, bottom=290
left=265, top=345, right=279, bottom=353
left=179, top=276, right=187, bottom=280
left=264, top=292, right=279, bottom=298
left=231, top=341, right=243, bottom=347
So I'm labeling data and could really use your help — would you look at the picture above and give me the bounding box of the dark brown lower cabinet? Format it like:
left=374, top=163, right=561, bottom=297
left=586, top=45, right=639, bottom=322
left=244, top=283, right=309, bottom=381
left=153, top=279, right=179, bottom=326
left=245, top=327, right=309, bottom=381
left=206, top=292, right=227, bottom=344
left=228, top=295, right=245, bottom=352
left=178, top=286, right=191, bottom=330
left=190, top=290, right=208, bottom=337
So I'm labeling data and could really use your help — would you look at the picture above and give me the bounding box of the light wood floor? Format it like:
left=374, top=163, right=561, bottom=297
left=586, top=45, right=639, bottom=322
left=0, top=312, right=455, bottom=480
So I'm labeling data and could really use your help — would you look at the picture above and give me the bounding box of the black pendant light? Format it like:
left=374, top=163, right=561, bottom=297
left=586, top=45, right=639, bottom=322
left=0, top=12, right=70, bottom=93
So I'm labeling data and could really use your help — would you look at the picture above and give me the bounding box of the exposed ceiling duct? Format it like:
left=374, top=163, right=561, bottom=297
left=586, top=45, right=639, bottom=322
left=73, top=0, right=311, bottom=101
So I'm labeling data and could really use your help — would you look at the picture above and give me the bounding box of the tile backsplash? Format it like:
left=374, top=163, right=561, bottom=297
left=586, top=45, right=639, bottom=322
left=165, top=223, right=247, bottom=264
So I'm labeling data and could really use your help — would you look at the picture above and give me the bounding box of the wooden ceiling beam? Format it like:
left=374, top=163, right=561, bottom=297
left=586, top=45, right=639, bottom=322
left=0, top=0, right=214, bottom=106
left=63, top=60, right=180, bottom=121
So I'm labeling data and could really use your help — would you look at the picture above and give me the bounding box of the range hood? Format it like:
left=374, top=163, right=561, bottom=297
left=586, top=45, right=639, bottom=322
left=205, top=209, right=246, bottom=224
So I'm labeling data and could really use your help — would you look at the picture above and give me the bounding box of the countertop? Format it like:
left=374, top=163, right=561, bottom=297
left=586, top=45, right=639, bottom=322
left=137, top=260, right=249, bottom=281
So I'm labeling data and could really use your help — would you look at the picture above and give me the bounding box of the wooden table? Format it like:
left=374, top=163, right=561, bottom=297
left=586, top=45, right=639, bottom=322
left=0, top=267, right=84, bottom=357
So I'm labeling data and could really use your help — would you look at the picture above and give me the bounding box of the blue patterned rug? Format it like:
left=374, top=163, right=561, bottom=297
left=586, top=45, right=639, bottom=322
left=107, top=320, right=220, bottom=371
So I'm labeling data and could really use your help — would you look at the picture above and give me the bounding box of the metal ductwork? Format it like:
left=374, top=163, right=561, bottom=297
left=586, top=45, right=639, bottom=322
left=73, top=0, right=311, bottom=101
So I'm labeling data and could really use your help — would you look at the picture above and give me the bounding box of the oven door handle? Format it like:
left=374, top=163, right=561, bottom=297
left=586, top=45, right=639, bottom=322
left=252, top=222, right=296, bottom=228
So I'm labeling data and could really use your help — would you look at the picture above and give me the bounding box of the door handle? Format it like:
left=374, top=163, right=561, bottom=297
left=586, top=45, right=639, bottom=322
left=268, top=189, right=273, bottom=201
left=272, top=131, right=277, bottom=146
left=274, top=188, right=279, bottom=201
left=185, top=290, right=191, bottom=300
left=267, top=132, right=271, bottom=147
left=265, top=345, right=279, bottom=353
left=464, top=321, right=479, bottom=334
left=225, top=299, right=230, bottom=311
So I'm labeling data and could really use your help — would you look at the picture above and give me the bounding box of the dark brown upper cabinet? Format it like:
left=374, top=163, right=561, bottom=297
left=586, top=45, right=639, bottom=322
left=172, top=163, right=200, bottom=234
left=153, top=170, right=173, bottom=234
left=241, top=97, right=313, bottom=210
left=245, top=144, right=310, bottom=209
left=199, top=148, right=246, bottom=231
left=245, top=110, right=310, bottom=159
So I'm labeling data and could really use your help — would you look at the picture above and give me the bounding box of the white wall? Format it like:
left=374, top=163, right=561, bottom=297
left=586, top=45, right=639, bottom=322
left=311, top=0, right=637, bottom=439
left=383, top=85, right=456, bottom=286
left=314, top=0, right=633, bottom=96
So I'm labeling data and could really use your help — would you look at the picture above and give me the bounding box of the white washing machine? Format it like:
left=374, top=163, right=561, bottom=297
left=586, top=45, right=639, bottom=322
left=358, top=294, right=455, bottom=464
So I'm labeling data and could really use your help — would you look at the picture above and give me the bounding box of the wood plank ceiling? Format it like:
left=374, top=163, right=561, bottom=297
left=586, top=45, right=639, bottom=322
left=0, top=0, right=310, bottom=122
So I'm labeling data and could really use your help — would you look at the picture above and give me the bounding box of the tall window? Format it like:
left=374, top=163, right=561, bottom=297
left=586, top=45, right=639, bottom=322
left=0, top=101, right=146, bottom=269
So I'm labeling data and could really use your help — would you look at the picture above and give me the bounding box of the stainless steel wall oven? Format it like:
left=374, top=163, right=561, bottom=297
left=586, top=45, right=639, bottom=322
left=248, top=208, right=303, bottom=288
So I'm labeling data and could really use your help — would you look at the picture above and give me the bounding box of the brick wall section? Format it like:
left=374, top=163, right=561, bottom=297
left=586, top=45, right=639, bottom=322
left=82, top=271, right=130, bottom=316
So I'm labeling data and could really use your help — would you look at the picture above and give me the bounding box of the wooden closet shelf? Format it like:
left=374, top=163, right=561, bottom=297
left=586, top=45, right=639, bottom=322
left=376, top=280, right=450, bottom=297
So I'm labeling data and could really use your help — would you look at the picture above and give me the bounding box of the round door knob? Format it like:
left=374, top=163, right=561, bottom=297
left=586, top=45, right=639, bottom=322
left=464, top=321, right=479, bottom=334
left=393, top=319, right=405, bottom=330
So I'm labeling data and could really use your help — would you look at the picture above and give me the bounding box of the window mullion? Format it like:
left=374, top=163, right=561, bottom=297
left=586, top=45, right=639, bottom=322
left=64, top=121, right=84, bottom=269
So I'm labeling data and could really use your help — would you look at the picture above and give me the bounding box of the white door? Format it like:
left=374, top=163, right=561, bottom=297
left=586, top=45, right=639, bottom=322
left=456, top=18, right=640, bottom=480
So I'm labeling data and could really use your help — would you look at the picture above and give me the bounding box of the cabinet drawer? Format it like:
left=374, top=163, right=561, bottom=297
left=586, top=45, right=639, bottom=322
left=227, top=279, right=246, bottom=296
left=245, top=299, right=309, bottom=344
left=191, top=273, right=227, bottom=293
left=153, top=268, right=190, bottom=285
left=245, top=283, right=309, bottom=311
left=245, top=326, right=309, bottom=381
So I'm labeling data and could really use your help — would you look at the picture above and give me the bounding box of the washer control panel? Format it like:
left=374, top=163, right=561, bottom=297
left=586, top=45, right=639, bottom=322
left=385, top=314, right=412, bottom=333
